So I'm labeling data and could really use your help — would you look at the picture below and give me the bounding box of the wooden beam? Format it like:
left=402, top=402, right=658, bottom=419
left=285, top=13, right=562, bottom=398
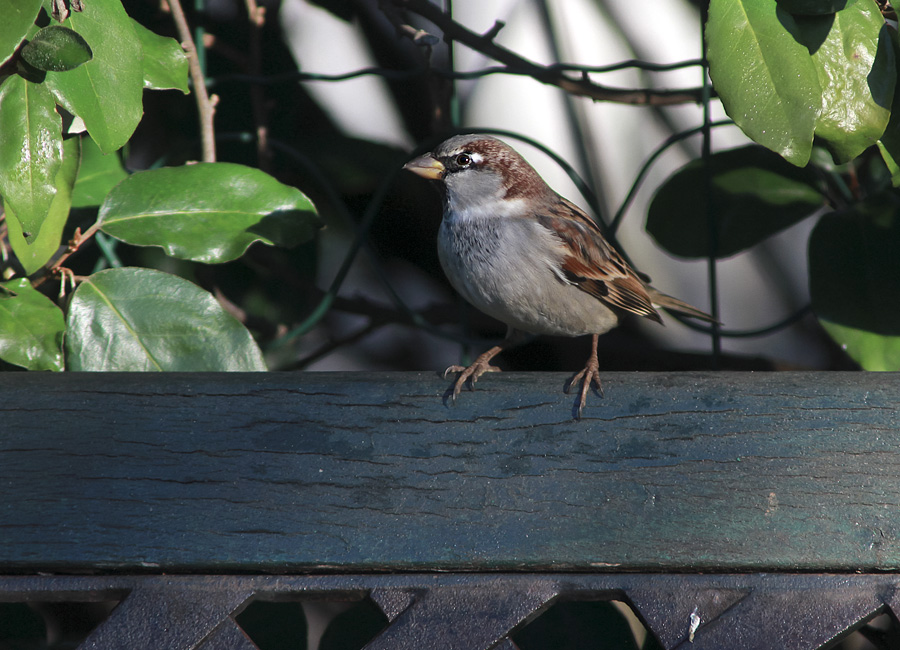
left=1, top=371, right=897, bottom=573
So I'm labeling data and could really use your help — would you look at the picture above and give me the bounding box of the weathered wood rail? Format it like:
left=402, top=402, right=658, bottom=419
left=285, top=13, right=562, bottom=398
left=2, top=371, right=899, bottom=649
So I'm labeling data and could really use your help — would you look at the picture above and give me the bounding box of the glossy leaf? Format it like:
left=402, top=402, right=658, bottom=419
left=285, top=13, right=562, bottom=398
left=44, top=0, right=142, bottom=153
left=21, top=25, right=92, bottom=72
left=72, top=135, right=128, bottom=207
left=131, top=19, right=189, bottom=93
left=65, top=267, right=267, bottom=371
left=647, top=146, right=825, bottom=258
left=0, top=74, right=63, bottom=243
left=795, top=0, right=894, bottom=163
left=0, top=278, right=65, bottom=371
left=776, top=0, right=851, bottom=14
left=878, top=143, right=900, bottom=186
left=707, top=0, right=822, bottom=166
left=0, top=0, right=41, bottom=66
left=877, top=28, right=900, bottom=186
left=5, top=137, right=80, bottom=275
left=819, top=319, right=900, bottom=370
left=98, top=163, right=320, bottom=263
left=809, top=197, right=900, bottom=341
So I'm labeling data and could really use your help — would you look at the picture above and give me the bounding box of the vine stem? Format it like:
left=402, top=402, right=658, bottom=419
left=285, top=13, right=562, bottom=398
left=168, top=0, right=217, bottom=162
left=32, top=221, right=104, bottom=289
left=394, top=0, right=707, bottom=105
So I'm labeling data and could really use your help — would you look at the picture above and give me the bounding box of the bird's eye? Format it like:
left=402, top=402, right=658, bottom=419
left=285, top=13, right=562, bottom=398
left=455, top=153, right=472, bottom=167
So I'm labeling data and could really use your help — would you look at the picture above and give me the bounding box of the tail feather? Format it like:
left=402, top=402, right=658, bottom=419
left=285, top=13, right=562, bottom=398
left=646, top=287, right=719, bottom=324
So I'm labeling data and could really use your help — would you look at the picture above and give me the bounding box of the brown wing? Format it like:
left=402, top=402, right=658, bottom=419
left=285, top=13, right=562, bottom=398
left=538, top=198, right=663, bottom=324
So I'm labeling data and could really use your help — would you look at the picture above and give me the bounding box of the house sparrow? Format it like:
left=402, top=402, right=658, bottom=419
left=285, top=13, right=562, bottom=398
left=404, top=134, right=716, bottom=418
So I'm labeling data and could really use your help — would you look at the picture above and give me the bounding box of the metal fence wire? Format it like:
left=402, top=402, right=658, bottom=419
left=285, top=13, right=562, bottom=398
left=242, top=0, right=820, bottom=375
left=0, top=0, right=849, bottom=378
left=0, top=5, right=889, bottom=649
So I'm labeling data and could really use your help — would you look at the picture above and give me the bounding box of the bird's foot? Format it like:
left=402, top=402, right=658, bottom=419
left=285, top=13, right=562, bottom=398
left=565, top=347, right=603, bottom=419
left=442, top=346, right=503, bottom=404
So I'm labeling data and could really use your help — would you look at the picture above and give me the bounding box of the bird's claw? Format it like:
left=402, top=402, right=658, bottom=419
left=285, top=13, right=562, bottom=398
left=566, top=363, right=603, bottom=419
left=442, top=365, right=465, bottom=380
left=442, top=360, right=501, bottom=405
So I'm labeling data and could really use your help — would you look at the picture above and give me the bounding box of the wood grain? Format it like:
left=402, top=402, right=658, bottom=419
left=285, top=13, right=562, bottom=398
left=1, top=371, right=898, bottom=573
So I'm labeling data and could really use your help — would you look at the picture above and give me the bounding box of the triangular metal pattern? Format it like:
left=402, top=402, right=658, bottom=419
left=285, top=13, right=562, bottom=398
left=0, top=574, right=891, bottom=650
left=673, top=580, right=885, bottom=650
left=369, top=587, right=419, bottom=622
left=79, top=580, right=254, bottom=650
left=876, top=582, right=900, bottom=619
left=196, top=618, right=261, bottom=650
left=626, top=585, right=749, bottom=649
left=362, top=581, right=557, bottom=650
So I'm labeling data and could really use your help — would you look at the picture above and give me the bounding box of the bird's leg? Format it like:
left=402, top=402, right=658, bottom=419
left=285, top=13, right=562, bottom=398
left=565, top=333, right=603, bottom=418
left=443, top=344, right=504, bottom=403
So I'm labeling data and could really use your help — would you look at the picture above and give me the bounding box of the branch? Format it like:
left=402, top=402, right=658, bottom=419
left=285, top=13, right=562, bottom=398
left=393, top=0, right=707, bottom=106
left=31, top=220, right=103, bottom=289
left=244, top=0, right=272, bottom=171
left=168, top=0, right=217, bottom=162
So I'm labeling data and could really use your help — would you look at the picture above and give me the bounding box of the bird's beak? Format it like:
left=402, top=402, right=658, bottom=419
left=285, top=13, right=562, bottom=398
left=403, top=154, right=445, bottom=180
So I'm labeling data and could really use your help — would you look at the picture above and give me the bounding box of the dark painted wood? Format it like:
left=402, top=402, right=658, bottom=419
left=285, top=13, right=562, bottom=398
left=1, top=371, right=898, bottom=572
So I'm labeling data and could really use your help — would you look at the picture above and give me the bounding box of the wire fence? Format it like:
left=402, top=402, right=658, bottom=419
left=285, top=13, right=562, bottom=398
left=88, top=0, right=819, bottom=372
left=247, top=2, right=809, bottom=369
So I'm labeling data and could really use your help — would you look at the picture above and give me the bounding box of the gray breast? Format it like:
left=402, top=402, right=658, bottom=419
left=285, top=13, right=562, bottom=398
left=436, top=215, right=619, bottom=337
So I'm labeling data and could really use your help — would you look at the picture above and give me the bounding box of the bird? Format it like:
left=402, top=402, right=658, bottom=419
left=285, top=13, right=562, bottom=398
left=403, top=134, right=717, bottom=418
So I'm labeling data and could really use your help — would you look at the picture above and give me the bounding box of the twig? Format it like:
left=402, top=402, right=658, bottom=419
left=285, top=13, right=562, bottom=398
left=211, top=59, right=708, bottom=87
left=57, top=267, right=76, bottom=298
left=61, top=222, right=102, bottom=265
left=31, top=221, right=103, bottom=288
left=244, top=0, right=272, bottom=171
left=290, top=320, right=384, bottom=370
left=393, top=0, right=707, bottom=106
left=168, top=0, right=217, bottom=162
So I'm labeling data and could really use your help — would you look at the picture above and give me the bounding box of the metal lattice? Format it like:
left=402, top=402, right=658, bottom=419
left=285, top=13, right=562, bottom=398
left=2, top=574, right=900, bottom=650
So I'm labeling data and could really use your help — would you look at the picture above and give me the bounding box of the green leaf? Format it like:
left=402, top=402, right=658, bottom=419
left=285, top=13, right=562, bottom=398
left=647, top=146, right=825, bottom=258
left=0, top=74, right=63, bottom=243
left=0, top=0, right=41, bottom=67
left=72, top=134, right=128, bottom=207
left=818, top=319, right=900, bottom=370
left=98, top=163, right=321, bottom=263
left=877, top=27, right=900, bottom=185
left=131, top=19, right=189, bottom=93
left=44, top=0, right=142, bottom=153
left=21, top=25, right=93, bottom=72
left=65, top=267, right=267, bottom=371
left=794, top=0, right=894, bottom=163
left=0, top=278, right=65, bottom=371
left=706, top=0, right=822, bottom=166
left=809, top=195, right=900, bottom=338
left=877, top=141, right=900, bottom=186
left=5, top=136, right=80, bottom=275
left=776, top=0, right=851, bottom=14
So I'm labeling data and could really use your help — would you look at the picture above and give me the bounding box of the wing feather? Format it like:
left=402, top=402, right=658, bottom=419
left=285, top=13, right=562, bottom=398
left=538, top=199, right=662, bottom=323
